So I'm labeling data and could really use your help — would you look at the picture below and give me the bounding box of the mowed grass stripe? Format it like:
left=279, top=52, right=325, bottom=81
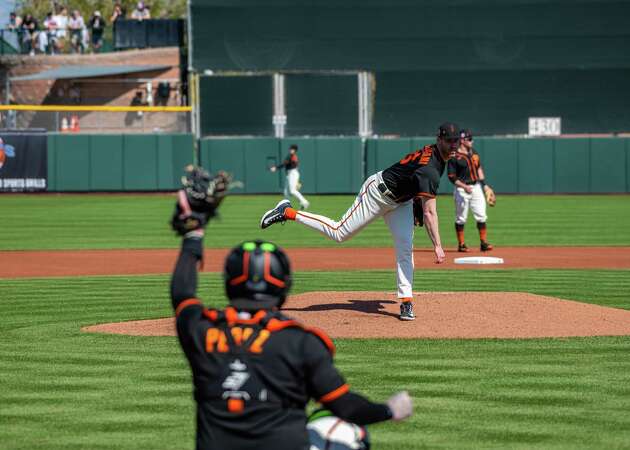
left=2, top=270, right=630, bottom=449
left=1, top=194, right=630, bottom=249
left=2, top=270, right=629, bottom=333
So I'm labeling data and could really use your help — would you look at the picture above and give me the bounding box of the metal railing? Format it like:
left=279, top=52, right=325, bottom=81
left=0, top=105, right=192, bottom=133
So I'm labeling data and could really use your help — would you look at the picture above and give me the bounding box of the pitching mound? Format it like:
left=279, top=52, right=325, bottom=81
left=82, top=291, right=630, bottom=339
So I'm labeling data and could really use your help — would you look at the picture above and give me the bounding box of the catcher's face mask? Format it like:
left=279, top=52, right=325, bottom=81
left=224, top=240, right=292, bottom=310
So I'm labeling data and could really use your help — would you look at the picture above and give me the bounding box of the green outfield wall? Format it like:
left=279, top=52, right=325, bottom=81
left=46, top=135, right=629, bottom=194
left=46, top=134, right=194, bottom=191
left=366, top=137, right=630, bottom=194
left=199, top=137, right=363, bottom=194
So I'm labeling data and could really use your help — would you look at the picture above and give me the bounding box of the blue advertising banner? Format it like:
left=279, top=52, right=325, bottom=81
left=0, top=131, right=47, bottom=192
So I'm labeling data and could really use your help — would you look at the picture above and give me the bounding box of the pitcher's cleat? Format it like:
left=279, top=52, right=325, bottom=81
left=399, top=301, right=415, bottom=321
left=260, top=200, right=292, bottom=229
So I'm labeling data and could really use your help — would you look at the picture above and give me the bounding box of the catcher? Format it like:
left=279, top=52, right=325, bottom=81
left=447, top=129, right=495, bottom=252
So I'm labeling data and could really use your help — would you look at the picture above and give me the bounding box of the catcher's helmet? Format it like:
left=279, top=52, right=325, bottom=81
left=224, top=240, right=292, bottom=310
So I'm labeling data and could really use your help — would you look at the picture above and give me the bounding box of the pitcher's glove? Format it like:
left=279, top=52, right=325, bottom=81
left=170, top=165, right=232, bottom=236
left=484, top=185, right=496, bottom=207
left=412, top=197, right=424, bottom=227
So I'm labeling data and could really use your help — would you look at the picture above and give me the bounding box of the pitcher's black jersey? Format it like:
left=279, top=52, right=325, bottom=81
left=382, top=144, right=448, bottom=202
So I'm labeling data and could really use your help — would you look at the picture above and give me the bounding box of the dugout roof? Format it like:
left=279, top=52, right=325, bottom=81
left=10, top=65, right=172, bottom=81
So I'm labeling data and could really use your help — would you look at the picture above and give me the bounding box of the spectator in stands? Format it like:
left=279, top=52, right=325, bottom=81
left=131, top=2, right=151, bottom=21
left=43, top=12, right=59, bottom=54
left=89, top=11, right=106, bottom=53
left=125, top=90, right=146, bottom=126
left=111, top=3, right=126, bottom=23
left=8, top=12, right=22, bottom=30
left=20, top=14, right=39, bottom=55
left=68, top=10, right=85, bottom=53
left=53, top=6, right=68, bottom=48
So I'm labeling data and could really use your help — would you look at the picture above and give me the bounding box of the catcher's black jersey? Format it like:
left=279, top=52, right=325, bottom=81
left=382, top=144, right=448, bottom=202
left=447, top=149, right=482, bottom=185
left=174, top=303, right=346, bottom=450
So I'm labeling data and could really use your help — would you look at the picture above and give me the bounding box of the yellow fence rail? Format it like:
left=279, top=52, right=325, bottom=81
left=0, top=105, right=192, bottom=112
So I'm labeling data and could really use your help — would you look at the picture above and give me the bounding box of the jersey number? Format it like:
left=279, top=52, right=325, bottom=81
left=400, top=147, right=432, bottom=166
left=205, top=327, right=270, bottom=354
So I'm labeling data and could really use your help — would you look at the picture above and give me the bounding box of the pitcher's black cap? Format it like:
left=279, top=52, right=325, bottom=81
left=438, top=122, right=460, bottom=139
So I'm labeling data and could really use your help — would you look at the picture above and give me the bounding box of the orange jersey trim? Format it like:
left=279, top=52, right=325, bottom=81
left=175, top=298, right=202, bottom=317
left=266, top=319, right=336, bottom=355
left=319, top=384, right=350, bottom=403
left=416, top=192, right=435, bottom=199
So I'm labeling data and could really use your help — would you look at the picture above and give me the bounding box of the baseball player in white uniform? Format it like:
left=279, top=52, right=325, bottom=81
left=260, top=123, right=461, bottom=321
left=270, top=144, right=310, bottom=210
left=447, top=129, right=493, bottom=252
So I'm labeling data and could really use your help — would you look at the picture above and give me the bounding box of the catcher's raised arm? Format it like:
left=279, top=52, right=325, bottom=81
left=170, top=165, right=233, bottom=236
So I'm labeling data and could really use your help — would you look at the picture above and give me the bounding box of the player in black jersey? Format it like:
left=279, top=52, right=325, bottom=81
left=270, top=144, right=310, bottom=210
left=171, top=227, right=413, bottom=449
left=447, top=129, right=493, bottom=252
left=261, top=123, right=460, bottom=321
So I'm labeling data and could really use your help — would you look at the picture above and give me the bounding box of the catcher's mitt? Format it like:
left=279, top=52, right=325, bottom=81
left=412, top=197, right=424, bottom=227
left=170, top=165, right=232, bottom=236
left=484, top=185, right=496, bottom=207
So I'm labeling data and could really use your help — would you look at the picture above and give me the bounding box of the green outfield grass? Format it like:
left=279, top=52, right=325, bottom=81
left=1, top=194, right=629, bottom=250
left=1, top=269, right=630, bottom=450
left=2, top=193, right=630, bottom=449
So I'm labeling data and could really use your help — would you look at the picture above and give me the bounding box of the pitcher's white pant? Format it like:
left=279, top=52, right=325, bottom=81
left=294, top=172, right=414, bottom=298
left=454, top=183, right=487, bottom=224
left=284, top=169, right=309, bottom=208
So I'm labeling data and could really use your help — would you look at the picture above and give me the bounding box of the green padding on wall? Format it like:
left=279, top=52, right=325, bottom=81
left=201, top=138, right=281, bottom=194
left=554, top=139, right=589, bottom=193
left=90, top=135, right=123, bottom=191
left=518, top=139, right=553, bottom=193
left=123, top=135, right=158, bottom=190
left=54, top=135, right=90, bottom=191
left=243, top=139, right=281, bottom=193
left=590, top=138, right=626, bottom=193
left=46, top=135, right=57, bottom=191
left=478, top=139, right=518, bottom=193
left=157, top=134, right=194, bottom=190
left=312, top=138, right=363, bottom=193
left=200, top=139, right=246, bottom=193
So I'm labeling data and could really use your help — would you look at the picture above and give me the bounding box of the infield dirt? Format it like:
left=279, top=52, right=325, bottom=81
left=82, top=291, right=630, bottom=339
left=2, top=246, right=629, bottom=278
